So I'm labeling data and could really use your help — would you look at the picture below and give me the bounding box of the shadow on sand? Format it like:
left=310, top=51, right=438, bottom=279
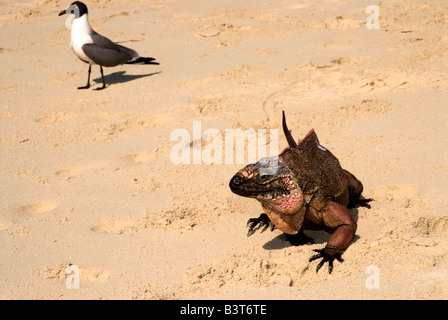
left=93, top=70, right=162, bottom=87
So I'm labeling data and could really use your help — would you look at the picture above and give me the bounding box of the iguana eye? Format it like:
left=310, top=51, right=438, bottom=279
left=259, top=175, right=269, bottom=181
left=230, top=176, right=243, bottom=186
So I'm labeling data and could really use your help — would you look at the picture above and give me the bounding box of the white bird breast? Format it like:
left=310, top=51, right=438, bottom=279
left=70, top=14, right=96, bottom=65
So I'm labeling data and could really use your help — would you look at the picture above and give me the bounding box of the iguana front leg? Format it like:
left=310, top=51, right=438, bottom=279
left=309, top=201, right=357, bottom=274
left=247, top=213, right=275, bottom=236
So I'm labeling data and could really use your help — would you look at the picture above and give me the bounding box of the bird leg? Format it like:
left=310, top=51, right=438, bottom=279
left=95, top=66, right=106, bottom=90
left=78, top=64, right=91, bottom=89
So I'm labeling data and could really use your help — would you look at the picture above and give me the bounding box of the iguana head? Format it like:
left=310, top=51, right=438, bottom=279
left=229, top=156, right=304, bottom=215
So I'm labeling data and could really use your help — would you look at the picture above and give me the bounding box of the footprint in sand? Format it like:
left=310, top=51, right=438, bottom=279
left=190, top=95, right=227, bottom=115
left=123, top=142, right=172, bottom=165
left=334, top=99, right=392, bottom=120
left=81, top=267, right=113, bottom=284
left=42, top=263, right=112, bottom=284
left=55, top=167, right=84, bottom=178
left=305, top=16, right=363, bottom=30
left=95, top=115, right=167, bottom=142
left=369, top=184, right=421, bottom=201
left=91, top=219, right=129, bottom=234
left=123, top=151, right=155, bottom=164
left=414, top=216, right=448, bottom=235
left=0, top=221, right=12, bottom=231
left=21, top=201, right=58, bottom=214
left=55, top=160, right=119, bottom=179
left=365, top=184, right=422, bottom=215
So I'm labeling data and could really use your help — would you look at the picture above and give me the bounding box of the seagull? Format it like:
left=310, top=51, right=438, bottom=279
left=59, top=1, right=159, bottom=90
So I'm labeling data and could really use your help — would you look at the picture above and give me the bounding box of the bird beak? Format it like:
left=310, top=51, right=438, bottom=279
left=58, top=9, right=66, bottom=16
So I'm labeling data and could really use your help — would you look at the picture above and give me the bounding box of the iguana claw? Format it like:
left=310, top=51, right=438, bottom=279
left=309, top=248, right=344, bottom=274
left=247, top=213, right=275, bottom=236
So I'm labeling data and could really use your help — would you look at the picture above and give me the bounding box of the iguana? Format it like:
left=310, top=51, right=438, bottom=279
left=229, top=111, right=372, bottom=273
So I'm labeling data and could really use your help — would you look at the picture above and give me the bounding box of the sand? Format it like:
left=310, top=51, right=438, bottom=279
left=1, top=0, right=447, bottom=299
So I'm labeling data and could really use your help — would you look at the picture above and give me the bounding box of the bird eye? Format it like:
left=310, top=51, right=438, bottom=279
left=71, top=10, right=74, bottom=13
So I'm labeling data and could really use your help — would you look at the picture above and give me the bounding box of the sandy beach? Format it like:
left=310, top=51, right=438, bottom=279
left=1, top=0, right=447, bottom=299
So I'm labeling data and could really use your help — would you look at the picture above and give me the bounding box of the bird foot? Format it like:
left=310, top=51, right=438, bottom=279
left=94, top=85, right=106, bottom=91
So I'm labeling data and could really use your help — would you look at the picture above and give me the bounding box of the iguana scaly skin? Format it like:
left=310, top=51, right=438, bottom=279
left=229, top=111, right=372, bottom=273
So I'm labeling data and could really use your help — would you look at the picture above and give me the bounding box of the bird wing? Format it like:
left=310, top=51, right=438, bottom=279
left=82, top=33, right=139, bottom=67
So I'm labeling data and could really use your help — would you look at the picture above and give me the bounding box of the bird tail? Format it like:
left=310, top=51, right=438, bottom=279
left=126, top=57, right=159, bottom=65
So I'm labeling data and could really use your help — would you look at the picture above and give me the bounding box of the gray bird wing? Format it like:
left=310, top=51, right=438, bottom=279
left=82, top=33, right=139, bottom=67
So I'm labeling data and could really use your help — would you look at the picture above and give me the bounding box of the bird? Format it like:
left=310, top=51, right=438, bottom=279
left=59, top=1, right=159, bottom=90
